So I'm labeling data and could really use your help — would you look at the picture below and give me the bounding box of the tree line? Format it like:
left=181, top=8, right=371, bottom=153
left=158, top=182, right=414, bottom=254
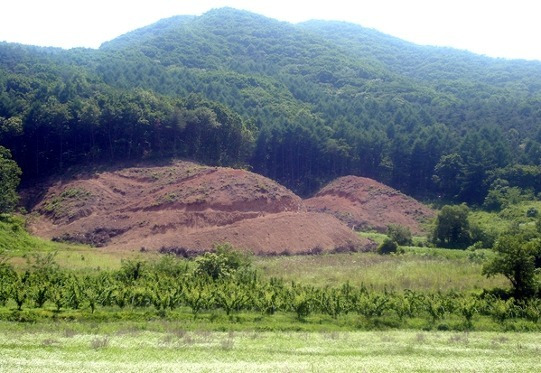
left=1, top=8, right=541, bottom=205
left=0, top=51, right=254, bottom=192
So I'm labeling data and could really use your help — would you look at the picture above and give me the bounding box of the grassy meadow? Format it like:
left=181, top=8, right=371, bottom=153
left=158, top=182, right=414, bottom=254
left=1, top=322, right=540, bottom=372
left=254, top=247, right=506, bottom=292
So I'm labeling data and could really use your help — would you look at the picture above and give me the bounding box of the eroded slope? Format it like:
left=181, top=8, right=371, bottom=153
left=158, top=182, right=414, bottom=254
left=28, top=161, right=367, bottom=254
left=305, top=176, right=435, bottom=234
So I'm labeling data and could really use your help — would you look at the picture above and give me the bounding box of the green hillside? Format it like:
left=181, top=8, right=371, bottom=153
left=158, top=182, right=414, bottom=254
left=1, top=7, right=541, bottom=202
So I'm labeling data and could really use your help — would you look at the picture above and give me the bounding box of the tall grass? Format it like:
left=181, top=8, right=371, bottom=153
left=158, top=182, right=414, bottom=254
left=253, top=251, right=507, bottom=292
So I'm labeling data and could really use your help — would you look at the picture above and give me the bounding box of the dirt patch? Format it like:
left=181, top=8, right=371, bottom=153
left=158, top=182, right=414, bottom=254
left=127, top=212, right=371, bottom=255
left=27, top=161, right=369, bottom=254
left=305, top=176, right=435, bottom=234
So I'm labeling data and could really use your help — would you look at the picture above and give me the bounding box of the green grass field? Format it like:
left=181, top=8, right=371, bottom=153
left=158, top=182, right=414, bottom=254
left=254, top=248, right=506, bottom=291
left=1, top=321, right=539, bottom=372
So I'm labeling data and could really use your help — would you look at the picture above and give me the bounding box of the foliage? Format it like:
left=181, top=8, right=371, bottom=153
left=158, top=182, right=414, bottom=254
left=377, top=239, right=399, bottom=255
left=193, top=243, right=251, bottom=280
left=483, top=182, right=533, bottom=212
left=483, top=235, right=541, bottom=298
left=1, top=8, right=541, bottom=202
left=469, top=222, right=497, bottom=249
left=386, top=224, right=412, bottom=246
left=0, top=147, right=21, bottom=213
left=432, top=204, right=472, bottom=249
left=0, top=250, right=539, bottom=330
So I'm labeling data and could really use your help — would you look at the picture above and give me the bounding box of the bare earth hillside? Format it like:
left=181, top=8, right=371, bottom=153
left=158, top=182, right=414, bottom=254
left=27, top=161, right=369, bottom=254
left=305, top=176, right=435, bottom=234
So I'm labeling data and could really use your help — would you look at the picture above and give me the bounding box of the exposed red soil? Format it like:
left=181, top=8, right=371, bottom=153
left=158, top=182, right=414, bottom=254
left=305, top=176, right=435, bottom=234
left=123, top=212, right=371, bottom=255
left=27, top=161, right=368, bottom=254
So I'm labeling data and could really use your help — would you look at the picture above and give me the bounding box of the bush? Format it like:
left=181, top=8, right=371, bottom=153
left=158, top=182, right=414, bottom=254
left=386, top=224, right=413, bottom=246
left=194, top=243, right=251, bottom=280
left=483, top=184, right=531, bottom=212
left=470, top=223, right=497, bottom=249
left=526, top=207, right=538, bottom=218
left=377, top=239, right=399, bottom=255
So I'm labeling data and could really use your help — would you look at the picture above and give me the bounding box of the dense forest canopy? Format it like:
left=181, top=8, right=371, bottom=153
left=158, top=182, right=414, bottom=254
left=1, top=7, right=541, bottom=205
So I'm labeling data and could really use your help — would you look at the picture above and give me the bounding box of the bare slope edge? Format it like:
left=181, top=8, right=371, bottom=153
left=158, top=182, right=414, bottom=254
left=305, top=175, right=435, bottom=234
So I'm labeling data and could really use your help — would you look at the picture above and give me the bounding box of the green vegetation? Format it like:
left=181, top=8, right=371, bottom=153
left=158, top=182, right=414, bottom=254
left=256, top=247, right=504, bottom=292
left=386, top=224, right=413, bottom=246
left=432, top=204, right=473, bottom=248
left=0, top=214, right=57, bottom=252
left=1, top=9, right=541, bottom=202
left=0, top=245, right=538, bottom=332
left=377, top=238, right=400, bottom=255
left=483, top=235, right=541, bottom=298
left=0, top=147, right=21, bottom=213
left=194, top=243, right=252, bottom=280
left=1, top=324, right=540, bottom=372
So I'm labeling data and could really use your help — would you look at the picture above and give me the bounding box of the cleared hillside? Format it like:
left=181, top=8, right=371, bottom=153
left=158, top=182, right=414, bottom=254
left=27, top=161, right=368, bottom=254
left=306, top=176, right=435, bottom=234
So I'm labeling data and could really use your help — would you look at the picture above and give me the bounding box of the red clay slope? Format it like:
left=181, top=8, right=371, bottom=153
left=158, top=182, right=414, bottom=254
left=134, top=212, right=364, bottom=255
left=305, top=176, right=435, bottom=234
left=27, top=161, right=369, bottom=254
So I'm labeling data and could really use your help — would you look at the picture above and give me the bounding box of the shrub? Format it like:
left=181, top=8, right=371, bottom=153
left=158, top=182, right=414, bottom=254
left=386, top=224, right=413, bottom=246
left=377, top=238, right=399, bottom=255
left=118, top=259, right=146, bottom=282
left=483, top=184, right=530, bottom=212
left=526, top=207, right=538, bottom=218
left=470, top=223, right=497, bottom=249
left=194, top=243, right=251, bottom=280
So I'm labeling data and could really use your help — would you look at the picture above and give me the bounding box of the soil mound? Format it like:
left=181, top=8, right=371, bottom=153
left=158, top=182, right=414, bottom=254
left=27, top=161, right=367, bottom=254
left=305, top=176, right=435, bottom=234
left=132, top=212, right=372, bottom=255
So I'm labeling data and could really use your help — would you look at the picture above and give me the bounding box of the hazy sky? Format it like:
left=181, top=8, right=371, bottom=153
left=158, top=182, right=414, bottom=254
left=1, top=0, right=540, bottom=61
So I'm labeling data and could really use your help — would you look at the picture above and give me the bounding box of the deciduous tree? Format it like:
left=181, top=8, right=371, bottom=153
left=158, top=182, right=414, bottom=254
left=483, top=235, right=540, bottom=298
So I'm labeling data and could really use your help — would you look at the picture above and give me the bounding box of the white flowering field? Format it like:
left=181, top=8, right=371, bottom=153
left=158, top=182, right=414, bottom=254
left=0, top=323, right=539, bottom=372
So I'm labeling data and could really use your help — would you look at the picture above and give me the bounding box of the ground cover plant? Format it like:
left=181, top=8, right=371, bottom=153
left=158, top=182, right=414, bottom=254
left=1, top=324, right=540, bottom=372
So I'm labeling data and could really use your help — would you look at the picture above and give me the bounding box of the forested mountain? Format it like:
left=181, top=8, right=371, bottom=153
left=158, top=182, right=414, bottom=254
left=1, top=7, right=541, bottom=206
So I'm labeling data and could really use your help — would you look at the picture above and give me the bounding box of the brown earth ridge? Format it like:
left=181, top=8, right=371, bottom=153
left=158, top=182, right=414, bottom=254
left=26, top=161, right=370, bottom=254
left=27, top=161, right=433, bottom=254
